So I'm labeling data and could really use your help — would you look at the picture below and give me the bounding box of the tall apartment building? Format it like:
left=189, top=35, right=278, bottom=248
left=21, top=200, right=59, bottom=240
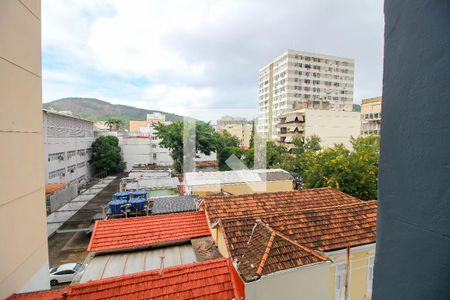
left=258, top=49, right=355, bottom=139
left=361, top=96, right=382, bottom=137
left=0, top=0, right=50, bottom=297
left=220, top=123, right=253, bottom=149
left=43, top=110, right=94, bottom=186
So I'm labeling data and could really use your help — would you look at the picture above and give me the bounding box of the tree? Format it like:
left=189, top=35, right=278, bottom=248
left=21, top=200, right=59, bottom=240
left=290, top=135, right=379, bottom=200
left=90, top=136, right=125, bottom=174
left=244, top=141, right=289, bottom=169
left=105, top=118, right=123, bottom=131
left=154, top=121, right=218, bottom=173
left=215, top=130, right=241, bottom=170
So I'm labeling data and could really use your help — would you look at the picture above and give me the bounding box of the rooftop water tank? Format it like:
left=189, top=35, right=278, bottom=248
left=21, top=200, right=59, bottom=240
left=131, top=190, right=147, bottom=200
left=129, top=197, right=146, bottom=211
left=114, top=192, right=130, bottom=200
left=108, top=199, right=127, bottom=214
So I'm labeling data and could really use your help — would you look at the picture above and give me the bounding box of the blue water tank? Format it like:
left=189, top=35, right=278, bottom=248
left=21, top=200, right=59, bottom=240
left=131, top=190, right=147, bottom=200
left=108, top=199, right=127, bottom=213
left=129, top=197, right=146, bottom=211
left=114, top=192, right=130, bottom=200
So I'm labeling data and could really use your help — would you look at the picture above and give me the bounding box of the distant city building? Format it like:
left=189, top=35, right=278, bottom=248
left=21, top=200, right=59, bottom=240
left=277, top=107, right=361, bottom=149
left=220, top=123, right=253, bottom=149
left=258, top=49, right=355, bottom=139
left=129, top=112, right=167, bottom=132
left=0, top=1, right=51, bottom=297
left=43, top=110, right=94, bottom=186
left=361, top=96, right=382, bottom=137
left=216, top=115, right=248, bottom=130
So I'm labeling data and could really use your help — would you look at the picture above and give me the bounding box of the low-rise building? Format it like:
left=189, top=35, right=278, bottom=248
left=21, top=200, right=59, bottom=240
left=129, top=112, right=167, bottom=132
left=277, top=108, right=361, bottom=149
left=361, top=96, right=382, bottom=137
left=201, top=187, right=377, bottom=300
left=43, top=109, right=94, bottom=186
left=184, top=169, right=293, bottom=196
left=121, top=169, right=180, bottom=197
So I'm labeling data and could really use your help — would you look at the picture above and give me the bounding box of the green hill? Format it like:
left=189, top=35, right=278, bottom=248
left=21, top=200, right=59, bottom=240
left=43, top=97, right=183, bottom=129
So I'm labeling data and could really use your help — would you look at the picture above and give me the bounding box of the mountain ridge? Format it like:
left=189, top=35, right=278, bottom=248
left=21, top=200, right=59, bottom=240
left=43, top=97, right=183, bottom=128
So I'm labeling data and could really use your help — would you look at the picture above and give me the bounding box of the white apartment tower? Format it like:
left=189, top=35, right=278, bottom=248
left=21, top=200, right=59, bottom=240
left=257, top=50, right=355, bottom=139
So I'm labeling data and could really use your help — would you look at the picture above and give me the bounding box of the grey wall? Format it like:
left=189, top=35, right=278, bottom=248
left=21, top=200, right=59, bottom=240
left=374, top=1, right=450, bottom=299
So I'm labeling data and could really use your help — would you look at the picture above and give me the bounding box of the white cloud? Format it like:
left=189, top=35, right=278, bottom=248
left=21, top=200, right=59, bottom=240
left=42, top=0, right=384, bottom=114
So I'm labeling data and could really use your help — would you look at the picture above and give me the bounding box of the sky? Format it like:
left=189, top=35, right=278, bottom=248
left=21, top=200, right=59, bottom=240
left=42, top=0, right=384, bottom=121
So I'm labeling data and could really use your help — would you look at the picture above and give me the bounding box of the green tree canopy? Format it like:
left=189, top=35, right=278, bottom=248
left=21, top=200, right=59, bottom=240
left=105, top=118, right=123, bottom=131
left=90, top=136, right=125, bottom=174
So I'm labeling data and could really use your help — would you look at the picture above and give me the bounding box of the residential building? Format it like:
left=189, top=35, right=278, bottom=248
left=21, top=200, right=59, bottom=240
left=361, top=96, right=382, bottom=137
left=129, top=112, right=167, bottom=132
left=220, top=123, right=253, bottom=149
left=121, top=169, right=180, bottom=197
left=277, top=107, right=361, bottom=149
left=183, top=169, right=293, bottom=196
left=43, top=109, right=94, bottom=186
left=0, top=0, right=50, bottom=297
left=201, top=188, right=377, bottom=300
left=258, top=49, right=355, bottom=139
left=216, top=115, right=248, bottom=130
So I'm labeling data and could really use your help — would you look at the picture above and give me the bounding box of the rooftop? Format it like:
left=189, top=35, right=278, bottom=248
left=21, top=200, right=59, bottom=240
left=88, top=211, right=211, bottom=253
left=184, top=169, right=293, bottom=186
left=151, top=195, right=200, bottom=215
left=9, top=259, right=244, bottom=300
left=202, top=187, right=361, bottom=223
left=219, top=201, right=377, bottom=280
left=6, top=289, right=66, bottom=300
left=124, top=177, right=180, bottom=190
left=79, top=237, right=222, bottom=283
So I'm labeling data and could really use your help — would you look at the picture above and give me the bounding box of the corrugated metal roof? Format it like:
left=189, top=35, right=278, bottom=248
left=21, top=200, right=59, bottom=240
left=152, top=195, right=199, bottom=214
left=125, top=177, right=179, bottom=190
left=79, top=244, right=197, bottom=283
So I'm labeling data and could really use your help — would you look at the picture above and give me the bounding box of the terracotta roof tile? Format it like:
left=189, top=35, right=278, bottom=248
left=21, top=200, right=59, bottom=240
left=65, top=258, right=243, bottom=300
left=221, top=201, right=377, bottom=257
left=237, top=222, right=328, bottom=280
left=88, top=211, right=211, bottom=253
left=45, top=183, right=68, bottom=194
left=203, top=187, right=361, bottom=223
left=195, top=160, right=219, bottom=167
left=6, top=289, right=67, bottom=300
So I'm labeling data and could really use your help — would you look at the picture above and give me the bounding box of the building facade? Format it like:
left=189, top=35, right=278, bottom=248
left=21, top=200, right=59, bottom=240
left=0, top=0, right=50, bottom=297
left=129, top=112, right=167, bottom=132
left=361, top=96, right=382, bottom=137
left=220, top=123, right=253, bottom=149
left=278, top=108, right=361, bottom=149
left=258, top=49, right=355, bottom=139
left=43, top=110, right=94, bottom=186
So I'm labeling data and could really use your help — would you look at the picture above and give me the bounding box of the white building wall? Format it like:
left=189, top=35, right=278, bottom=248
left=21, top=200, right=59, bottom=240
left=258, top=49, right=355, bottom=139
left=43, top=110, right=94, bottom=185
left=245, top=262, right=330, bottom=300
left=304, top=109, right=361, bottom=149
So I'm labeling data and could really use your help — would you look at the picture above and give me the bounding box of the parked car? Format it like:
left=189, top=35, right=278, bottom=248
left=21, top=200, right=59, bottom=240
left=49, top=263, right=84, bottom=286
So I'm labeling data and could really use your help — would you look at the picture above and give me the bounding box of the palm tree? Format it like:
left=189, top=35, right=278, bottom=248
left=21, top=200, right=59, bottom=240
left=105, top=118, right=122, bottom=131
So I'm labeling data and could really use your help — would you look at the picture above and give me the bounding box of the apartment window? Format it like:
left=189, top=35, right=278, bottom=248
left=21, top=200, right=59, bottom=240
left=49, top=168, right=65, bottom=179
left=335, top=263, right=348, bottom=300
left=86, top=148, right=92, bottom=156
left=153, top=153, right=157, bottom=160
left=48, top=152, right=65, bottom=162
left=77, top=162, right=86, bottom=169
left=67, top=150, right=76, bottom=159
left=77, top=149, right=86, bottom=156
left=67, top=164, right=76, bottom=173
left=366, top=256, right=375, bottom=297
left=152, top=144, right=157, bottom=148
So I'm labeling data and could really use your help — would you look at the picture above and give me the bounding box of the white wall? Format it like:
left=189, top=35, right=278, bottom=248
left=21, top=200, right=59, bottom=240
left=43, top=111, right=94, bottom=185
left=305, top=109, right=361, bottom=149
left=245, top=262, right=330, bottom=300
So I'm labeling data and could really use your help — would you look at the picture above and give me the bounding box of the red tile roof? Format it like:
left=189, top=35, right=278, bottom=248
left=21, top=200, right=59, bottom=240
left=6, top=289, right=67, bottom=300
left=218, top=201, right=377, bottom=279
left=202, top=187, right=361, bottom=223
left=238, top=222, right=328, bottom=280
left=88, top=211, right=211, bottom=253
left=66, top=258, right=243, bottom=300
left=195, top=160, right=219, bottom=167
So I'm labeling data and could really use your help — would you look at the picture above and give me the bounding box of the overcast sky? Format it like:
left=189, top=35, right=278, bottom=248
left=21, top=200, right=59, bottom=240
left=42, top=0, right=384, bottom=120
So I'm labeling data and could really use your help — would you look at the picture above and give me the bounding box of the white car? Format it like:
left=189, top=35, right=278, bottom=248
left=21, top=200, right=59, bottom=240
left=49, top=263, right=84, bottom=286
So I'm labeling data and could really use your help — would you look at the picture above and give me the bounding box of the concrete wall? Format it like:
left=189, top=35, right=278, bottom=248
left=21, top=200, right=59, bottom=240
left=327, top=245, right=375, bottom=300
left=0, top=0, right=50, bottom=297
left=245, top=263, right=330, bottom=300
left=374, top=1, right=450, bottom=299
left=304, top=109, right=361, bottom=149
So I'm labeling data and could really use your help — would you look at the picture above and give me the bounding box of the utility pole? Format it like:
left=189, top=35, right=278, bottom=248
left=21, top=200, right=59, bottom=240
left=344, top=246, right=350, bottom=300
